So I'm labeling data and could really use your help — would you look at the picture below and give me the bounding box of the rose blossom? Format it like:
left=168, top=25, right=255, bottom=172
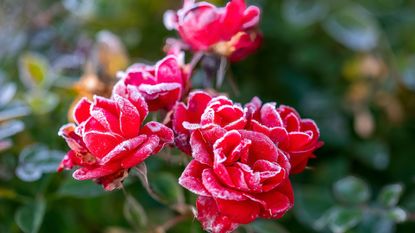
left=179, top=125, right=293, bottom=233
left=245, top=97, right=323, bottom=174
left=172, top=91, right=246, bottom=154
left=58, top=94, right=173, bottom=190
left=113, top=54, right=189, bottom=112
left=164, top=0, right=262, bottom=61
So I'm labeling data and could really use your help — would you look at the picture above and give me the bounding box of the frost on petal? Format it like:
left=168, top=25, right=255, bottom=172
left=260, top=102, right=283, bottom=128
left=238, top=130, right=279, bottom=164
left=190, top=126, right=226, bottom=166
left=139, top=82, right=181, bottom=96
left=196, top=196, right=239, bottom=233
left=155, top=55, right=182, bottom=83
left=99, top=135, right=148, bottom=165
left=243, top=6, right=260, bottom=29
left=90, top=96, right=121, bottom=134
left=163, top=10, right=178, bottom=30
left=113, top=94, right=141, bottom=138
left=141, top=121, right=174, bottom=153
left=83, top=130, right=121, bottom=158
left=121, top=135, right=160, bottom=169
left=73, top=97, right=91, bottom=124
left=179, top=160, right=210, bottom=196
left=255, top=180, right=294, bottom=219
left=73, top=162, right=122, bottom=180
left=202, top=169, right=247, bottom=201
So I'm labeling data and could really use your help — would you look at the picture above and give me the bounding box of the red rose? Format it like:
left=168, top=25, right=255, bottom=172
left=245, top=97, right=323, bottom=174
left=113, top=55, right=189, bottom=112
left=172, top=91, right=246, bottom=154
left=179, top=126, right=293, bottom=233
left=58, top=95, right=173, bottom=190
left=164, top=0, right=261, bottom=61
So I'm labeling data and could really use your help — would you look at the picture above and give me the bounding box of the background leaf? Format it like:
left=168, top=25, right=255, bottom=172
left=333, top=176, right=371, bottom=205
left=15, top=197, right=46, bottom=233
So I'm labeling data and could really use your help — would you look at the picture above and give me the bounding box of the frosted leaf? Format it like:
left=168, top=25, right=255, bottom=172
left=0, top=120, right=24, bottom=140
left=0, top=83, right=17, bottom=107
left=16, top=144, right=64, bottom=182
left=0, top=105, right=30, bottom=122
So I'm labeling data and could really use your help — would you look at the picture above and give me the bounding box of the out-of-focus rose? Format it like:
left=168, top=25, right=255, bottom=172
left=58, top=95, right=173, bottom=190
left=114, top=55, right=189, bottom=112
left=164, top=0, right=262, bottom=61
left=179, top=126, right=293, bottom=233
left=172, top=91, right=246, bottom=154
left=245, top=97, right=323, bottom=174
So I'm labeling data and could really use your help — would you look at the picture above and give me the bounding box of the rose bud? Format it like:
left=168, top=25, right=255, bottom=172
left=58, top=95, right=173, bottom=190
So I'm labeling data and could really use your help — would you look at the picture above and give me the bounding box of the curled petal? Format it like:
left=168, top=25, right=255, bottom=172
left=178, top=160, right=210, bottom=196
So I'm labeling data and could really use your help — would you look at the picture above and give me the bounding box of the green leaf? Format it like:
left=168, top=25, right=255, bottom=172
left=386, top=207, right=407, bottom=223
left=16, top=144, right=64, bottom=182
left=0, top=105, right=31, bottom=123
left=15, top=197, right=46, bottom=233
left=354, top=141, right=390, bottom=170
left=149, top=172, right=184, bottom=206
left=18, top=53, right=51, bottom=90
left=327, top=207, right=363, bottom=233
left=57, top=178, right=106, bottom=198
left=25, top=92, right=59, bottom=115
left=250, top=219, right=289, bottom=233
left=378, top=184, right=404, bottom=207
left=333, top=176, right=370, bottom=204
left=123, top=192, right=147, bottom=230
left=323, top=5, right=379, bottom=51
left=0, top=120, right=24, bottom=140
left=293, top=185, right=335, bottom=230
left=355, top=213, right=395, bottom=233
left=282, top=0, right=327, bottom=27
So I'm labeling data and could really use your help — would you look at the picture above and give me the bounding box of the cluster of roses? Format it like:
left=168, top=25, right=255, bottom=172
left=57, top=1, right=322, bottom=233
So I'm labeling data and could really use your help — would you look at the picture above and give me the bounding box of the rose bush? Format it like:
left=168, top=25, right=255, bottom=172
left=164, top=0, right=262, bottom=61
left=55, top=1, right=323, bottom=232
left=58, top=94, right=173, bottom=190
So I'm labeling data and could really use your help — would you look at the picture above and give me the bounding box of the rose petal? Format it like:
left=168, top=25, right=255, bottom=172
left=121, top=135, right=160, bottom=168
left=196, top=196, right=239, bottom=233
left=73, top=97, right=91, bottom=124
left=202, top=169, right=247, bottom=201
left=216, top=198, right=260, bottom=224
left=178, top=160, right=210, bottom=196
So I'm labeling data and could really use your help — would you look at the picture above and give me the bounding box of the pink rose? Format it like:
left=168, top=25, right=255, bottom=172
left=58, top=95, right=173, bottom=190
left=114, top=55, right=189, bottom=112
left=179, top=126, right=293, bottom=233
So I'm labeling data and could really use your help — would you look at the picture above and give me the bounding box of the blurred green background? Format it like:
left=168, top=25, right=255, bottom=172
left=1, top=0, right=415, bottom=232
